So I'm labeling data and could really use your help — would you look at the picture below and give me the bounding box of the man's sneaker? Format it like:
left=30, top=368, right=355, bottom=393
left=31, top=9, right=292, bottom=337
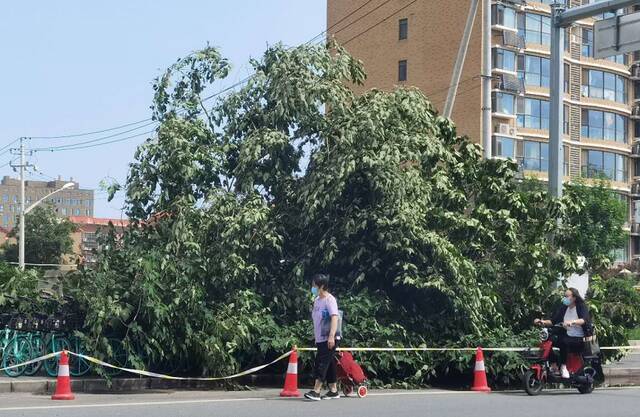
left=304, top=391, right=322, bottom=401
left=322, top=391, right=340, bottom=400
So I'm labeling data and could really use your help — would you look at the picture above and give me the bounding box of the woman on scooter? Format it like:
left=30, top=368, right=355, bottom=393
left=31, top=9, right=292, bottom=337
left=534, top=288, right=592, bottom=379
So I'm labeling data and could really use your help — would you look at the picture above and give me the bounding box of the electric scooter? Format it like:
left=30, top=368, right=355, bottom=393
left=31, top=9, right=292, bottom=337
left=522, top=324, right=599, bottom=396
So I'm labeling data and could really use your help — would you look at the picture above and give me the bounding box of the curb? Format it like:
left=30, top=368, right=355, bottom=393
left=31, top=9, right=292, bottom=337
left=0, top=374, right=294, bottom=395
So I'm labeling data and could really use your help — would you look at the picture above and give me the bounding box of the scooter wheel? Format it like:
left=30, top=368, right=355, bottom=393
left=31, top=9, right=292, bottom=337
left=357, top=385, right=368, bottom=398
left=522, top=370, right=543, bottom=396
left=577, top=382, right=594, bottom=394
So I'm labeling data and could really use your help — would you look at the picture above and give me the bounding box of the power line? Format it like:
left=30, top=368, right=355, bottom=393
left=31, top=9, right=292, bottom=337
left=307, top=0, right=385, bottom=44
left=32, top=129, right=157, bottom=153
left=29, top=118, right=153, bottom=140
left=343, top=0, right=419, bottom=46
left=30, top=121, right=157, bottom=151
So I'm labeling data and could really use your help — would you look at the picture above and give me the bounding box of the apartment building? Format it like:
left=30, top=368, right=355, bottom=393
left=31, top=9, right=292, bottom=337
left=0, top=176, right=94, bottom=228
left=68, top=216, right=129, bottom=264
left=327, top=0, right=640, bottom=263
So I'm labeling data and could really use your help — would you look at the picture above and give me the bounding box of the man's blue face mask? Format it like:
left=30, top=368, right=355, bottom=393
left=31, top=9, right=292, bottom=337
left=311, top=286, right=319, bottom=297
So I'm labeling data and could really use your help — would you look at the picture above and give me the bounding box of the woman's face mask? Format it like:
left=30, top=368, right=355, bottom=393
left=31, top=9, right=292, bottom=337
left=562, top=296, right=572, bottom=306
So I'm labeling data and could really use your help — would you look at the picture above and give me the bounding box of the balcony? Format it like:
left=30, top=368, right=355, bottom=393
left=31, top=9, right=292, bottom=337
left=633, top=143, right=640, bottom=158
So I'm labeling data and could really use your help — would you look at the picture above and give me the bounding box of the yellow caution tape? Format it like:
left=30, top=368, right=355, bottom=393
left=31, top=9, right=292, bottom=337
left=67, top=350, right=293, bottom=381
left=0, top=351, right=61, bottom=372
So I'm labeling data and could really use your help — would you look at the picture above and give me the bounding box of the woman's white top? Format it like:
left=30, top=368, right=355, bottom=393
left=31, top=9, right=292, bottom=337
left=564, top=306, right=585, bottom=338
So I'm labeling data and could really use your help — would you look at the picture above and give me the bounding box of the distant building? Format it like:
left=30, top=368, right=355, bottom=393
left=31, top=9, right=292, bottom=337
left=69, top=216, right=129, bottom=264
left=0, top=176, right=94, bottom=228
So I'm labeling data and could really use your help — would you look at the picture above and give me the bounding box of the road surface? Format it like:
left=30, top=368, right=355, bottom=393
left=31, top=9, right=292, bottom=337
left=0, top=387, right=639, bottom=416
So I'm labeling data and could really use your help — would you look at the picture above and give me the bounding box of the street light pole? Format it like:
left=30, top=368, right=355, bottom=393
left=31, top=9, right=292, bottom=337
left=549, top=2, right=565, bottom=199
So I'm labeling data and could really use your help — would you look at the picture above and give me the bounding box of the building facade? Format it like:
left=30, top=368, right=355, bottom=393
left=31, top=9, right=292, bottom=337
left=327, top=0, right=640, bottom=263
left=68, top=216, right=129, bottom=264
left=0, top=176, right=94, bottom=228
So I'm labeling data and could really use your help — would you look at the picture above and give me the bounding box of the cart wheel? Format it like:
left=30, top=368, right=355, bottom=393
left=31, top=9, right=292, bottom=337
left=342, top=384, right=354, bottom=397
left=357, top=385, right=368, bottom=398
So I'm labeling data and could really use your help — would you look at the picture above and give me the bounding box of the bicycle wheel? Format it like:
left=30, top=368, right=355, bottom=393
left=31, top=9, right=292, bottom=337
left=103, top=338, right=128, bottom=376
left=23, top=334, right=44, bottom=376
left=68, top=336, right=91, bottom=376
left=3, top=335, right=32, bottom=377
left=43, top=336, right=71, bottom=377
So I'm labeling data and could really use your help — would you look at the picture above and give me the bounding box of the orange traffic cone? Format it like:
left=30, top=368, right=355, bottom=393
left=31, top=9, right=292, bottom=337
left=280, top=347, right=301, bottom=397
left=470, top=347, right=491, bottom=392
left=51, top=351, right=75, bottom=400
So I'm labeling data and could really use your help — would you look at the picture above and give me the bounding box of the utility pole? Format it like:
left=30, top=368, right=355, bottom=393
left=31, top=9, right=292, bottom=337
left=19, top=138, right=26, bottom=270
left=11, top=137, right=32, bottom=271
left=549, top=0, right=640, bottom=198
left=443, top=0, right=480, bottom=119
left=481, top=0, right=492, bottom=159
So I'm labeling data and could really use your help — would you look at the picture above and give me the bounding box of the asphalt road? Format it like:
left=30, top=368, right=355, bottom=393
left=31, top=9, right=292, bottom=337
left=0, top=387, right=639, bottom=417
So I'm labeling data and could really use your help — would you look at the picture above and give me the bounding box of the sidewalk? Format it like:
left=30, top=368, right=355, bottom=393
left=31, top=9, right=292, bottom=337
left=603, top=340, right=640, bottom=386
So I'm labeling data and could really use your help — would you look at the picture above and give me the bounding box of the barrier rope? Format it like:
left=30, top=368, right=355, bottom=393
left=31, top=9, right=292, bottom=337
left=0, top=351, right=61, bottom=373
left=0, top=345, right=638, bottom=380
left=66, top=350, right=293, bottom=381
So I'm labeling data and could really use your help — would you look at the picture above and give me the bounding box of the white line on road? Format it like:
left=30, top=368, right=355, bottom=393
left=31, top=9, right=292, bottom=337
left=0, top=387, right=638, bottom=412
left=0, top=397, right=266, bottom=412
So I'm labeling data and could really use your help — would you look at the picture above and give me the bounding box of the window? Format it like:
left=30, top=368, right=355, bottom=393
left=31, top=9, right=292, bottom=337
left=492, top=4, right=517, bottom=29
left=518, top=13, right=551, bottom=46
left=518, top=54, right=550, bottom=87
left=0, top=205, right=3, bottom=213
left=581, top=109, right=627, bottom=142
left=582, top=149, right=627, bottom=182
left=492, top=92, right=516, bottom=115
left=2, top=195, right=7, bottom=203
left=494, top=48, right=516, bottom=72
left=493, top=136, right=516, bottom=159
left=582, top=69, right=626, bottom=103
left=612, top=247, right=629, bottom=263
left=85, top=200, right=91, bottom=207
left=606, top=54, right=627, bottom=65
left=635, top=120, right=640, bottom=139
left=523, top=141, right=549, bottom=172
left=61, top=208, right=67, bottom=215
left=583, top=0, right=623, bottom=20
left=517, top=97, right=550, bottom=130
left=398, top=60, right=407, bottom=82
left=564, top=105, right=570, bottom=135
left=564, top=63, right=570, bottom=93
left=399, top=18, right=408, bottom=40
left=12, top=196, right=17, bottom=203
left=74, top=208, right=81, bottom=216
left=2, top=215, right=8, bottom=226
left=582, top=28, right=593, bottom=57
left=85, top=209, right=91, bottom=216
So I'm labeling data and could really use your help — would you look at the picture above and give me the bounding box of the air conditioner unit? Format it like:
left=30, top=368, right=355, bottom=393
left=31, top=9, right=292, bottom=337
left=496, top=123, right=511, bottom=135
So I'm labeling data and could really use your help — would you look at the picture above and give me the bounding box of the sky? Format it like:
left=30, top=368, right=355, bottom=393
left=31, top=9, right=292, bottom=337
left=0, top=1, right=326, bottom=218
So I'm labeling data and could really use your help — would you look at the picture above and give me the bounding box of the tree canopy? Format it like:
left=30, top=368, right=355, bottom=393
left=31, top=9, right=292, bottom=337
left=63, top=42, right=633, bottom=384
left=2, top=206, right=76, bottom=265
